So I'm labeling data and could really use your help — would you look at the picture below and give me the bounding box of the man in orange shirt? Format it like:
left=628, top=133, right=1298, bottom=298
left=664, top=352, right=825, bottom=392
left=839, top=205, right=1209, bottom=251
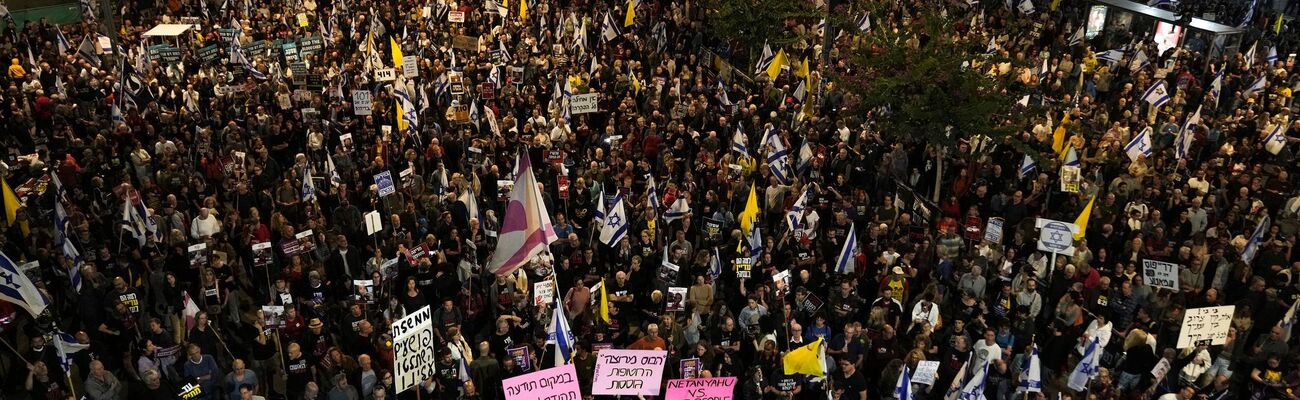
left=628, top=323, right=666, bottom=350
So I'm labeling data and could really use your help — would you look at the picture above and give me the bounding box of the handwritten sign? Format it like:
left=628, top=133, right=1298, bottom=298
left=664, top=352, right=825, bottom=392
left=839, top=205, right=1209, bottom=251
left=1176, top=305, right=1235, bottom=348
left=1142, top=259, right=1179, bottom=290
left=393, top=305, right=436, bottom=393
left=502, top=364, right=581, bottom=400
left=912, top=360, right=940, bottom=385
left=571, top=93, right=599, bottom=114
left=665, top=377, right=737, bottom=400
left=374, top=68, right=396, bottom=82
left=593, top=349, right=667, bottom=395
left=533, top=280, right=554, bottom=307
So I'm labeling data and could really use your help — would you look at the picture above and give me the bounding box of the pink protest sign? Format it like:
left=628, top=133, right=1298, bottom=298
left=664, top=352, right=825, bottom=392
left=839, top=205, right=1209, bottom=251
left=592, top=349, right=668, bottom=395
left=501, top=364, right=581, bottom=400
left=665, top=377, right=737, bottom=400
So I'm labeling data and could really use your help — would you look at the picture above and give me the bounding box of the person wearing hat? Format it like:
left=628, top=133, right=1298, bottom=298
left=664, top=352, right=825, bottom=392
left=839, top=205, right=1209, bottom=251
left=879, top=265, right=910, bottom=304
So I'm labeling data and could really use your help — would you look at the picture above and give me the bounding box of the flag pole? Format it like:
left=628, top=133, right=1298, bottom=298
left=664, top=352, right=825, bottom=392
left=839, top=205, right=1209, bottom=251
left=0, top=336, right=31, bottom=365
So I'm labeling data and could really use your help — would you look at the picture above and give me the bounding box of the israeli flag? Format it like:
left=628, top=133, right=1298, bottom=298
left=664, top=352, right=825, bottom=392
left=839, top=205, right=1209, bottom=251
left=1067, top=337, right=1101, bottom=391
left=857, top=14, right=871, bottom=32
left=0, top=250, right=49, bottom=317
left=599, top=195, right=629, bottom=246
left=1267, top=46, right=1279, bottom=63
left=1264, top=122, right=1289, bottom=155
left=709, top=247, right=722, bottom=278
left=1019, top=154, right=1036, bottom=178
left=1175, top=105, right=1202, bottom=160
left=1208, top=69, right=1224, bottom=109
left=1124, top=127, right=1154, bottom=161
left=896, top=365, right=914, bottom=400
left=1242, top=216, right=1270, bottom=264
left=546, top=296, right=576, bottom=366
left=301, top=168, right=317, bottom=202
left=594, top=192, right=607, bottom=225
left=836, top=223, right=857, bottom=274
left=1067, top=26, right=1084, bottom=46
left=646, top=175, right=661, bottom=216
left=959, top=359, right=990, bottom=400
left=663, top=196, right=691, bottom=222
left=796, top=140, right=815, bottom=176
left=1142, top=80, right=1170, bottom=108
left=731, top=123, right=749, bottom=156
left=1017, top=345, right=1042, bottom=393
left=1095, top=49, right=1124, bottom=64
left=601, top=11, right=621, bottom=43
left=53, top=331, right=88, bottom=371
left=786, top=188, right=809, bottom=232
left=1243, top=75, right=1267, bottom=98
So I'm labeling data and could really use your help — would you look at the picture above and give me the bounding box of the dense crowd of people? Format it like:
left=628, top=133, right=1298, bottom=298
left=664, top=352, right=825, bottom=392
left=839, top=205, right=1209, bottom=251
left=0, top=0, right=1298, bottom=399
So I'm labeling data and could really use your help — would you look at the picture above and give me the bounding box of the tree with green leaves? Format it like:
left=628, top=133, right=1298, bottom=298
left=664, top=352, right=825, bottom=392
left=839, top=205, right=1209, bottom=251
left=837, top=2, right=1030, bottom=151
left=701, top=0, right=820, bottom=68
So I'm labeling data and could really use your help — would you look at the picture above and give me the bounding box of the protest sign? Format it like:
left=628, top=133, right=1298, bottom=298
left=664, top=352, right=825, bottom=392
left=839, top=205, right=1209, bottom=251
left=984, top=217, right=1004, bottom=244
left=667, top=287, right=687, bottom=312
left=188, top=243, right=208, bottom=268
left=375, top=171, right=396, bottom=196
left=679, top=358, right=701, bottom=379
left=502, top=364, right=581, bottom=400
left=261, top=305, right=285, bottom=327
left=374, top=68, right=396, bottom=82
left=392, top=305, right=434, bottom=393
left=593, top=349, right=668, bottom=395
left=665, top=377, right=737, bottom=400
left=508, top=346, right=532, bottom=371
left=1176, top=305, right=1235, bottom=348
left=533, top=280, right=554, bottom=307
left=252, top=242, right=273, bottom=267
left=734, top=257, right=752, bottom=278
left=571, top=93, right=599, bottom=114
left=403, top=55, right=419, bottom=78
left=353, top=90, right=372, bottom=115
left=365, top=211, right=383, bottom=236
left=912, top=360, right=940, bottom=385
left=1142, top=259, right=1179, bottom=290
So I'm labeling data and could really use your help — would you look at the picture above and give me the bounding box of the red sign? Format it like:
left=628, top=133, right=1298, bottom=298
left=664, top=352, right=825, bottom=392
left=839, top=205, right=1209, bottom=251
left=546, top=149, right=564, bottom=163
left=480, top=82, right=495, bottom=99
left=557, top=176, right=570, bottom=200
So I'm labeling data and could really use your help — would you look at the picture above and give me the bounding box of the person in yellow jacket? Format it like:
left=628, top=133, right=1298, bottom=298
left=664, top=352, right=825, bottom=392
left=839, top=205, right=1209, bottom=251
left=8, top=58, right=25, bottom=79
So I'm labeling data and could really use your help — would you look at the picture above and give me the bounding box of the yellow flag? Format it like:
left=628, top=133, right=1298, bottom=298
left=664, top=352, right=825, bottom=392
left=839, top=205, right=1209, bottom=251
left=630, top=70, right=642, bottom=95
left=396, top=100, right=409, bottom=132
left=739, top=183, right=759, bottom=234
left=1073, top=194, right=1096, bottom=240
left=795, top=58, right=810, bottom=78
left=767, top=49, right=788, bottom=81
left=1050, top=0, right=1062, bottom=10
left=599, top=278, right=610, bottom=323
left=624, top=0, right=636, bottom=27
left=1051, top=113, right=1069, bottom=153
left=390, top=37, right=403, bottom=71
left=2, top=178, right=27, bottom=236
left=520, top=0, right=528, bottom=20
left=782, top=338, right=826, bottom=377
left=1276, top=15, right=1284, bottom=34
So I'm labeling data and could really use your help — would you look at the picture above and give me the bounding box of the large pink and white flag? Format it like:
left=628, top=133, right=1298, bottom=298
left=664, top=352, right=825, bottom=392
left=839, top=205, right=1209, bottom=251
left=489, top=150, right=559, bottom=275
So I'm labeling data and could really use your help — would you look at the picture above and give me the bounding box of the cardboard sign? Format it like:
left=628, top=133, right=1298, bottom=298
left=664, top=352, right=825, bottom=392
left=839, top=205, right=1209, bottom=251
left=1142, top=259, right=1179, bottom=290
left=365, top=211, right=383, bottom=235
left=374, top=68, right=396, bottom=82
left=912, top=360, right=940, bottom=385
left=533, top=280, right=554, bottom=307
left=508, top=346, right=532, bottom=371
left=502, top=364, right=582, bottom=400
left=570, top=93, right=599, bottom=114
left=393, top=305, right=436, bottom=393
left=1176, top=305, right=1235, bottom=348
left=593, top=349, right=668, bottom=396
left=375, top=171, right=396, bottom=196
left=353, top=90, right=372, bottom=115
left=665, top=377, right=737, bottom=400
left=403, top=55, right=419, bottom=78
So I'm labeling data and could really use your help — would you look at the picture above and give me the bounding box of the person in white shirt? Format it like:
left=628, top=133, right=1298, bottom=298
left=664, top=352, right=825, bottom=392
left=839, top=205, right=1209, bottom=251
left=190, top=207, right=222, bottom=239
left=910, top=297, right=939, bottom=331
left=972, top=328, right=1003, bottom=365
left=1078, top=312, right=1113, bottom=355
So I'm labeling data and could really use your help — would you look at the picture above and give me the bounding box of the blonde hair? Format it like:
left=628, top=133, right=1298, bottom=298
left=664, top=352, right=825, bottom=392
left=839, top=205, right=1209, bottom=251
left=1124, top=329, right=1150, bottom=351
